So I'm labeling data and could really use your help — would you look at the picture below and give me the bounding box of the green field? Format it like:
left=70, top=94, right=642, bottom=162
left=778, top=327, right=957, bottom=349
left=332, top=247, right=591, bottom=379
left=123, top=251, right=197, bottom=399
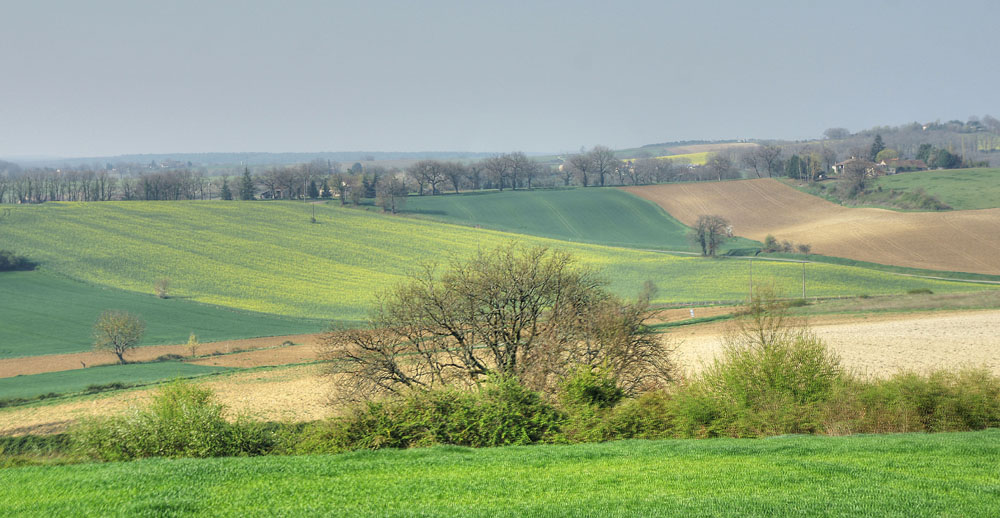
left=1, top=201, right=992, bottom=322
left=397, top=188, right=756, bottom=251
left=2, top=430, right=998, bottom=516
left=0, top=362, right=231, bottom=401
left=0, top=270, right=326, bottom=359
left=875, top=167, right=1000, bottom=210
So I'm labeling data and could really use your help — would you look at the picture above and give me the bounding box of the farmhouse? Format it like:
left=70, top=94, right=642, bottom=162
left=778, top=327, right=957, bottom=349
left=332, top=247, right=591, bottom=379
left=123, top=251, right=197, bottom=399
left=832, top=157, right=879, bottom=177
left=878, top=158, right=928, bottom=174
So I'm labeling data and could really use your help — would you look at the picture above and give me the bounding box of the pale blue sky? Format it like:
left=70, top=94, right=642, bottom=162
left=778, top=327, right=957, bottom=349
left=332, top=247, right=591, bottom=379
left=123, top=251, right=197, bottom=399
left=2, top=0, right=997, bottom=158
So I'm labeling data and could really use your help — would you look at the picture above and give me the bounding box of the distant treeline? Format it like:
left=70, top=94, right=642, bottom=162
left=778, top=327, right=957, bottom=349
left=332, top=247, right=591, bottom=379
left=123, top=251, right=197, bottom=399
left=13, top=150, right=498, bottom=169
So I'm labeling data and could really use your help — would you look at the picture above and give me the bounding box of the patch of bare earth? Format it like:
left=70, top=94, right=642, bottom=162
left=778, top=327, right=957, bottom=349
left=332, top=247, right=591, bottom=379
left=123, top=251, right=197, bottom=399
left=0, top=334, right=323, bottom=378
left=669, top=309, right=1000, bottom=378
left=622, top=179, right=1000, bottom=275
left=0, top=365, right=332, bottom=435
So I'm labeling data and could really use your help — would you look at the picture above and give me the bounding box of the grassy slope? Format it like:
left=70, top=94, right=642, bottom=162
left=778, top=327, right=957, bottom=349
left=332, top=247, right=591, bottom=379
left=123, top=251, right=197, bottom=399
left=1, top=201, right=991, bottom=321
left=0, top=270, right=326, bottom=359
left=2, top=431, right=998, bottom=516
left=397, top=188, right=756, bottom=251
left=0, top=362, right=231, bottom=400
left=875, top=167, right=1000, bottom=210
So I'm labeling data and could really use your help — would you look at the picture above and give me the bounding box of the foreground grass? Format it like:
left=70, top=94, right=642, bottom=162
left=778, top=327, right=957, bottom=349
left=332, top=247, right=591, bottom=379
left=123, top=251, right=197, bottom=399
left=875, top=167, right=1000, bottom=210
left=0, top=362, right=232, bottom=401
left=1, top=430, right=998, bottom=516
left=1, top=201, right=989, bottom=320
left=0, top=270, right=326, bottom=358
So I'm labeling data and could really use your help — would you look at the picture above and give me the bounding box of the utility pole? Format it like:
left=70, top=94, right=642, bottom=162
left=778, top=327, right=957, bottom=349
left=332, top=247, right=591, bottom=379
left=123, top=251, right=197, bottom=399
left=749, top=257, right=753, bottom=300
left=802, top=261, right=806, bottom=299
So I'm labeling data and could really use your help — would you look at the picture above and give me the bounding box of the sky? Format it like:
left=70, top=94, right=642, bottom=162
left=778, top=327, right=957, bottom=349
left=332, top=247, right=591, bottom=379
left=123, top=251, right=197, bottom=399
left=2, top=0, right=998, bottom=158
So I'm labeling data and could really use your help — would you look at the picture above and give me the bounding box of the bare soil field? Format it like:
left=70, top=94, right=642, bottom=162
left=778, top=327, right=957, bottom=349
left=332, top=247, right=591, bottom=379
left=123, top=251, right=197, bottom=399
left=0, top=365, right=332, bottom=435
left=0, top=334, right=322, bottom=378
left=670, top=309, right=1000, bottom=377
left=623, top=179, right=1000, bottom=275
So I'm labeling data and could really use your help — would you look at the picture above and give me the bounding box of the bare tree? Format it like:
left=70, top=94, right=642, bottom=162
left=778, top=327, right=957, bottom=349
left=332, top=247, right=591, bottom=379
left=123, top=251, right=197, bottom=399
left=482, top=155, right=512, bottom=191
left=93, top=310, right=146, bottom=365
left=690, top=215, right=731, bottom=256
left=589, top=146, right=619, bottom=187
left=408, top=160, right=446, bottom=195
left=705, top=153, right=738, bottom=181
left=320, top=245, right=674, bottom=402
left=442, top=161, right=466, bottom=194
left=375, top=175, right=409, bottom=214
left=566, top=153, right=594, bottom=187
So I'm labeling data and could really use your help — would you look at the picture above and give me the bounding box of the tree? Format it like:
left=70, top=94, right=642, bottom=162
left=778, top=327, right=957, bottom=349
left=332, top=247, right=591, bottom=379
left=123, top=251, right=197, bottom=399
left=839, top=160, right=868, bottom=198
left=482, top=155, right=512, bottom=191
left=566, top=153, right=594, bottom=187
left=238, top=168, right=255, bottom=200
left=320, top=245, right=674, bottom=402
left=375, top=175, right=408, bottom=214
left=320, top=179, right=333, bottom=199
left=219, top=176, right=233, bottom=200
left=307, top=180, right=320, bottom=199
left=929, top=148, right=961, bottom=169
left=589, top=146, right=619, bottom=187
left=93, top=310, right=146, bottom=365
left=916, top=143, right=933, bottom=163
left=187, top=332, right=199, bottom=357
left=823, top=128, right=850, bottom=140
left=690, top=215, right=731, bottom=256
left=705, top=153, right=737, bottom=181
left=869, top=134, right=885, bottom=161
left=875, top=149, right=898, bottom=162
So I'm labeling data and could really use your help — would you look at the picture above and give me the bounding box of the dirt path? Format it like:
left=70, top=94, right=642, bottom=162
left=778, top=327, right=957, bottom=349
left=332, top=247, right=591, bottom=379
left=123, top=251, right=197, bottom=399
left=0, top=334, right=323, bottom=378
left=669, top=309, right=1000, bottom=377
left=623, top=179, right=1000, bottom=275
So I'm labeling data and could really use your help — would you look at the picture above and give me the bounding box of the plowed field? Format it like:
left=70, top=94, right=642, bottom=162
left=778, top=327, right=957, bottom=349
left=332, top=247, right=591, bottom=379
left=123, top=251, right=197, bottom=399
left=623, top=179, right=1000, bottom=275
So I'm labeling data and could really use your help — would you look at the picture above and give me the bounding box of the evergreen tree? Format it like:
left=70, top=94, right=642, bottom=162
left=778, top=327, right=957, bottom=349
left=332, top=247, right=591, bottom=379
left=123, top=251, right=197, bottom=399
left=220, top=178, right=233, bottom=200
left=321, top=179, right=332, bottom=198
left=239, top=167, right=255, bottom=200
left=307, top=180, right=320, bottom=199
left=869, top=134, right=885, bottom=161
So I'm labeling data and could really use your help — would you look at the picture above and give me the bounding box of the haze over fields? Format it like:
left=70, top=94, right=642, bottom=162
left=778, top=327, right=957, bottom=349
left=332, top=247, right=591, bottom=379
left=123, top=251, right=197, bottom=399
left=2, top=1, right=999, bottom=159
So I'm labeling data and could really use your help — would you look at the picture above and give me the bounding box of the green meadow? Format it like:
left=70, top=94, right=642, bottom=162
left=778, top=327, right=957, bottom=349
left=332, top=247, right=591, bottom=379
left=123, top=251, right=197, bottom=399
left=0, top=270, right=326, bottom=358
left=875, top=167, right=1000, bottom=210
left=0, top=362, right=231, bottom=401
left=1, top=201, right=992, bottom=322
left=2, top=430, right=998, bottom=516
left=396, top=187, right=756, bottom=251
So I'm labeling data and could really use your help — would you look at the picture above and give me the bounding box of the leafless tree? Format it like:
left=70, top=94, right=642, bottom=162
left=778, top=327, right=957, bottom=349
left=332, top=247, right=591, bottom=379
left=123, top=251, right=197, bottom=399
left=690, top=214, right=731, bottom=256
left=376, top=175, right=409, bottom=214
left=589, top=146, right=619, bottom=187
left=705, top=153, right=738, bottom=181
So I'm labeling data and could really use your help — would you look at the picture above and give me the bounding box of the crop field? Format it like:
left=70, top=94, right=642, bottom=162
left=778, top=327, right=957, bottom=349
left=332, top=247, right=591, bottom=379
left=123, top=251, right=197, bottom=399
left=0, top=362, right=231, bottom=401
left=875, top=167, right=1000, bottom=210
left=0, top=201, right=988, bottom=323
left=2, top=430, right=998, bottom=516
left=624, top=179, right=1000, bottom=275
left=398, top=188, right=756, bottom=251
left=0, top=270, right=325, bottom=359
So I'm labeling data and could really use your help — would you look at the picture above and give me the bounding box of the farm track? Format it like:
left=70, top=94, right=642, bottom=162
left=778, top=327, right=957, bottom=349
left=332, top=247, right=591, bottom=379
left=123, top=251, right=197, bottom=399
left=0, top=334, right=321, bottom=378
left=623, top=179, right=1000, bottom=275
left=3, top=309, right=1000, bottom=435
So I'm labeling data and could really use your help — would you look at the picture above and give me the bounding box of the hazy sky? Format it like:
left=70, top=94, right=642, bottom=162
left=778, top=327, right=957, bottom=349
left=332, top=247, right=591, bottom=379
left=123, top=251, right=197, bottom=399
left=2, top=0, right=997, bottom=158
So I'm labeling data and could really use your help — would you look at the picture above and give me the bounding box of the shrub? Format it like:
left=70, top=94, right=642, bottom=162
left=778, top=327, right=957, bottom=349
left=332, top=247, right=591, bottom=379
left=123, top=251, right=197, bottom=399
left=72, top=382, right=275, bottom=461
left=0, top=250, right=35, bottom=271
left=907, top=288, right=933, bottom=295
left=762, top=235, right=779, bottom=253
left=559, top=365, right=624, bottom=409
left=297, top=377, right=563, bottom=453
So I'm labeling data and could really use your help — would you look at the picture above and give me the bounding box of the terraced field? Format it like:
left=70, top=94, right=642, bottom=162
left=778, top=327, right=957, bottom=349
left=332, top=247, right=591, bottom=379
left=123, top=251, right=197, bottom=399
left=2, top=201, right=985, bottom=322
left=624, top=179, right=1000, bottom=275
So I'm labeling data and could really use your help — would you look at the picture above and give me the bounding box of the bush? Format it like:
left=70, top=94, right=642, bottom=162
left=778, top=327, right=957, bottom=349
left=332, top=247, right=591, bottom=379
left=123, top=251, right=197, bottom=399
left=297, top=377, right=563, bottom=453
left=0, top=250, right=35, bottom=271
left=907, top=288, right=933, bottom=295
left=559, top=365, right=624, bottom=409
left=72, top=382, right=275, bottom=461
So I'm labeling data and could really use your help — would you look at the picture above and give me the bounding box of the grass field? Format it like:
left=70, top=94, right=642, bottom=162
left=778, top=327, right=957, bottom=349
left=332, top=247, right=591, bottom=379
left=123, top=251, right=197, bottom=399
left=397, top=188, right=757, bottom=251
left=0, top=362, right=231, bottom=401
left=1, top=430, right=997, bottom=516
left=875, top=167, right=1000, bottom=210
left=0, top=201, right=992, bottom=322
left=0, top=270, right=326, bottom=359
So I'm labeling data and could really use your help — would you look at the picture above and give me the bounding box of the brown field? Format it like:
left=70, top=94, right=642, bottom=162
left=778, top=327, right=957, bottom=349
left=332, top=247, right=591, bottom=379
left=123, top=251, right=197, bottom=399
left=4, top=309, right=999, bottom=435
left=671, top=309, right=1000, bottom=377
left=0, top=334, right=322, bottom=378
left=623, top=178, right=1000, bottom=275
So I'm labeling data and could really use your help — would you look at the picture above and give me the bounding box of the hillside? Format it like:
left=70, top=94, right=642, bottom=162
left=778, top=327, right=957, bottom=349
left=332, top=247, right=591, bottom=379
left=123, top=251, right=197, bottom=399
left=624, top=179, right=1000, bottom=275
left=396, top=188, right=756, bottom=251
left=874, top=167, right=1000, bottom=210
left=1, top=201, right=987, bottom=323
left=2, top=431, right=998, bottom=516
